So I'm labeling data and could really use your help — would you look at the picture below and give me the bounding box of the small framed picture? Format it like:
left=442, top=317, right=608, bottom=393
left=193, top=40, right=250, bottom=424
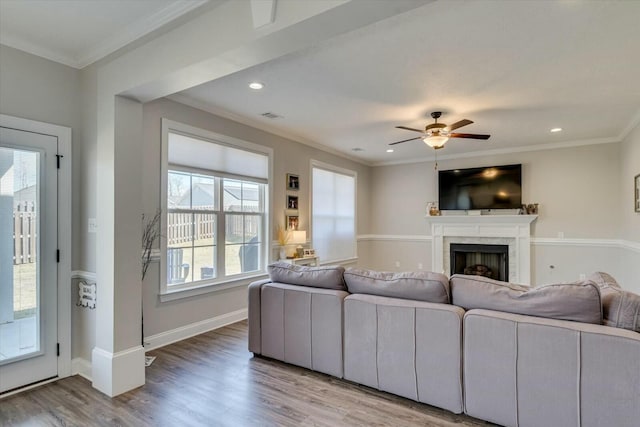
left=287, top=173, right=299, bottom=191
left=286, top=214, right=299, bottom=230
left=287, top=195, right=299, bottom=210
left=303, top=248, right=316, bottom=257
left=635, top=173, right=640, bottom=213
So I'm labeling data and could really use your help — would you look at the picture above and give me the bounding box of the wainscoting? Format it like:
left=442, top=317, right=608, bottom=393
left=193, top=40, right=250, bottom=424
left=357, top=235, right=640, bottom=291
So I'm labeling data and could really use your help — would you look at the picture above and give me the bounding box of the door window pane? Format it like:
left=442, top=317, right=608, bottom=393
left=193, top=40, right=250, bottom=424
left=0, top=148, right=39, bottom=362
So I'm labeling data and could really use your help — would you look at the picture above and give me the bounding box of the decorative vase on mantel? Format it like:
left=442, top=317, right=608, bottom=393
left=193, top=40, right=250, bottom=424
left=279, top=246, right=286, bottom=260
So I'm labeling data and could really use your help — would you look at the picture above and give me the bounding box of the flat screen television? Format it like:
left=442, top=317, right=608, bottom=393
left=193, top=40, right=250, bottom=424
left=438, top=164, right=522, bottom=210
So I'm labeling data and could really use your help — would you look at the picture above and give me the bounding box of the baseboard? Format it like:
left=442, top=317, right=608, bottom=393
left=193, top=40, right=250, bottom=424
left=92, top=345, right=145, bottom=397
left=71, top=357, right=92, bottom=381
left=143, top=308, right=248, bottom=352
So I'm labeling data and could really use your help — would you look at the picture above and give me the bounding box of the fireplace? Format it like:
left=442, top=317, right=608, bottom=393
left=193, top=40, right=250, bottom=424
left=427, top=215, right=537, bottom=283
left=450, top=243, right=508, bottom=281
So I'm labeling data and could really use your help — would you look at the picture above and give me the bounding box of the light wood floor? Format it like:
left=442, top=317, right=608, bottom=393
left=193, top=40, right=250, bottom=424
left=0, top=320, right=494, bottom=426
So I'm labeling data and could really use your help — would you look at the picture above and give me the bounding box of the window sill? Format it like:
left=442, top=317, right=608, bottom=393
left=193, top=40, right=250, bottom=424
left=159, top=272, right=268, bottom=303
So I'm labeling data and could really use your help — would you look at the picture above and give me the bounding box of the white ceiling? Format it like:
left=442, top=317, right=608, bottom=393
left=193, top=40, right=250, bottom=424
left=0, top=0, right=208, bottom=68
left=1, top=1, right=639, bottom=165
left=174, top=0, right=640, bottom=165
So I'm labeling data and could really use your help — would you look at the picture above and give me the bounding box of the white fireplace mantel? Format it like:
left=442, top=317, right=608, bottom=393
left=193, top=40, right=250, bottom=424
left=427, top=215, right=537, bottom=283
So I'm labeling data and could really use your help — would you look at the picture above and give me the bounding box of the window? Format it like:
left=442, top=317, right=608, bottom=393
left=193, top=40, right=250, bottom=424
left=311, top=161, right=356, bottom=263
left=161, top=119, right=271, bottom=297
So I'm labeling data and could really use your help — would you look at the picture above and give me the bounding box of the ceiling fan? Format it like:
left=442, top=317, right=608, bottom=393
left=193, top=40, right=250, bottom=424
left=390, top=111, right=490, bottom=149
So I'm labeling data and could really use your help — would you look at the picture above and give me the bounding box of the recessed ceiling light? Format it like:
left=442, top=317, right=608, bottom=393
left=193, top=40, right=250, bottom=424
left=386, top=149, right=394, bottom=153
left=249, top=82, right=264, bottom=90
left=550, top=127, right=562, bottom=133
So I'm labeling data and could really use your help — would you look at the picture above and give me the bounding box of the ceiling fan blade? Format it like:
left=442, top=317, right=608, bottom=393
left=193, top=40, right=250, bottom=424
left=448, top=119, right=473, bottom=131
left=389, top=136, right=423, bottom=145
left=395, top=126, right=424, bottom=133
left=450, top=133, right=491, bottom=140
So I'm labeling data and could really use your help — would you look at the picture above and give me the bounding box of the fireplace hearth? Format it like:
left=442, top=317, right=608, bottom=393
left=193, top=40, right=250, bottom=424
left=450, top=243, right=508, bottom=281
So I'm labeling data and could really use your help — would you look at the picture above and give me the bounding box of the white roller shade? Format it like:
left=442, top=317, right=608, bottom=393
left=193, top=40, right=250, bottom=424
left=312, top=164, right=356, bottom=263
left=169, top=132, right=268, bottom=180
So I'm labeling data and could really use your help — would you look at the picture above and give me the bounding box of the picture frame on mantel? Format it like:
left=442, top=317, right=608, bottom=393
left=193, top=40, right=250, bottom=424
left=635, top=174, right=640, bottom=213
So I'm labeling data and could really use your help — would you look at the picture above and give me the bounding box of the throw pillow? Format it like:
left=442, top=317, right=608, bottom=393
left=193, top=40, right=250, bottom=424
left=588, top=272, right=640, bottom=333
left=450, top=274, right=603, bottom=324
left=267, top=262, right=346, bottom=290
left=343, top=268, right=450, bottom=303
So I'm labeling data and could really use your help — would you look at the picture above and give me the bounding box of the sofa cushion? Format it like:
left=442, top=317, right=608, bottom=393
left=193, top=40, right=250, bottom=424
left=344, top=268, right=450, bottom=303
left=588, top=271, right=621, bottom=289
left=450, top=274, right=602, bottom=324
left=588, top=272, right=640, bottom=333
left=267, top=262, right=346, bottom=290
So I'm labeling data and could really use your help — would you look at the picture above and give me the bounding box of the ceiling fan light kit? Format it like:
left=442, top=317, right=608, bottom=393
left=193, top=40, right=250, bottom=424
left=391, top=111, right=490, bottom=149
left=423, top=135, right=448, bottom=148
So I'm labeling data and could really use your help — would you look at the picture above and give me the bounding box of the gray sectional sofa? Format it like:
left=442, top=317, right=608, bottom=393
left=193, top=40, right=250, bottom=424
left=248, top=264, right=640, bottom=427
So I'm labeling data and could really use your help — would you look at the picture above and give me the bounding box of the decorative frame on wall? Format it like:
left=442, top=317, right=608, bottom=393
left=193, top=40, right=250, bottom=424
left=286, top=173, right=299, bottom=190
left=635, top=173, right=640, bottom=213
left=286, top=214, right=299, bottom=230
left=287, top=195, right=299, bottom=210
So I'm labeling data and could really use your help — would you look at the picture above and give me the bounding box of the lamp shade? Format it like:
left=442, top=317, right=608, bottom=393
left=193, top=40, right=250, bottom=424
left=423, top=135, right=449, bottom=148
left=291, top=230, right=307, bottom=245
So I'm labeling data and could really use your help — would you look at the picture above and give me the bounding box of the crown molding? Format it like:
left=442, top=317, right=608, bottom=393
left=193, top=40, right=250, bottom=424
left=167, top=93, right=373, bottom=166
left=370, top=136, right=621, bottom=167
left=617, top=107, right=640, bottom=142
left=1, top=1, right=208, bottom=69
left=0, top=36, right=79, bottom=69
left=75, top=0, right=209, bottom=69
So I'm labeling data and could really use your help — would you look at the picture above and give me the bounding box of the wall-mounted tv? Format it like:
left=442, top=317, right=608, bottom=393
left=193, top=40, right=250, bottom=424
left=438, top=164, right=522, bottom=210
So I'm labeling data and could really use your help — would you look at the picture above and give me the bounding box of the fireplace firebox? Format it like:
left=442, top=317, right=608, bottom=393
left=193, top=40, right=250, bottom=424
left=450, top=243, right=509, bottom=281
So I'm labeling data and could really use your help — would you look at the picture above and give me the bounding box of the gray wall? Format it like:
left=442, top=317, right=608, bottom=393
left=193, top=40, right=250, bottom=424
left=0, top=45, right=82, bottom=266
left=361, top=141, right=640, bottom=291
left=620, top=121, right=640, bottom=242
left=616, top=121, right=640, bottom=288
left=368, top=143, right=621, bottom=238
left=141, top=98, right=371, bottom=337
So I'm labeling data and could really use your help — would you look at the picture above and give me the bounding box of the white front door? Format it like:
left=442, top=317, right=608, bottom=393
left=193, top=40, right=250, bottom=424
left=0, top=126, right=58, bottom=393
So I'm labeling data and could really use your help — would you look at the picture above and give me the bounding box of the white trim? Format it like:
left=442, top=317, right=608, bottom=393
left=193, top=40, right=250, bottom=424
left=71, top=270, right=97, bottom=281
left=319, top=257, right=358, bottom=266
left=76, top=1, right=209, bottom=69
left=91, top=345, right=145, bottom=397
left=357, top=234, right=432, bottom=242
left=531, top=237, right=621, bottom=248
left=0, top=114, right=73, bottom=383
left=160, top=118, right=273, bottom=297
left=358, top=234, right=640, bottom=253
left=1, top=1, right=209, bottom=69
left=620, top=240, right=640, bottom=253
left=71, top=357, right=92, bottom=381
left=617, top=107, right=640, bottom=142
left=159, top=274, right=267, bottom=303
left=371, top=137, right=620, bottom=167
left=144, top=309, right=248, bottom=351
left=0, top=377, right=60, bottom=399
